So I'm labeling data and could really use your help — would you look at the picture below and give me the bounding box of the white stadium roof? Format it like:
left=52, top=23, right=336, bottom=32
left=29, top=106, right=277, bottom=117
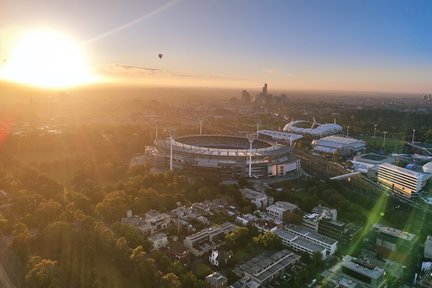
left=283, top=120, right=343, bottom=137
left=258, top=130, right=303, bottom=141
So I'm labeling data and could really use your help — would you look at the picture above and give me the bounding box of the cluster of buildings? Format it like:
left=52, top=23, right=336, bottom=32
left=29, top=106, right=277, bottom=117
left=302, top=205, right=360, bottom=244
left=241, top=83, right=288, bottom=106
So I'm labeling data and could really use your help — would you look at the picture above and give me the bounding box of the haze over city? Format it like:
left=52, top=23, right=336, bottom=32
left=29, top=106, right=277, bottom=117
left=1, top=0, right=432, bottom=92
left=3, top=2, right=432, bottom=288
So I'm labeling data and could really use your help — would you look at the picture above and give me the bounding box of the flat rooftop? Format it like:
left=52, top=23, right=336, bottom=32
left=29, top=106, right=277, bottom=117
left=286, top=224, right=338, bottom=245
left=275, top=229, right=326, bottom=253
left=234, top=250, right=300, bottom=283
left=342, top=255, right=385, bottom=280
left=373, top=223, right=415, bottom=241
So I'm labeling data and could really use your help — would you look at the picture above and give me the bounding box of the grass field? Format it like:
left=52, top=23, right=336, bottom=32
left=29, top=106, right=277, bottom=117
left=361, top=136, right=406, bottom=153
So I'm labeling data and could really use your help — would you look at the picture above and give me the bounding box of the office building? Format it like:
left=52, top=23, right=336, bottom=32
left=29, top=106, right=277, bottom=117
left=266, top=201, right=299, bottom=222
left=285, top=224, right=338, bottom=256
left=321, top=255, right=387, bottom=288
left=183, top=222, right=237, bottom=256
left=371, top=223, right=416, bottom=263
left=274, top=228, right=327, bottom=259
left=232, top=250, right=300, bottom=285
left=377, top=163, right=432, bottom=199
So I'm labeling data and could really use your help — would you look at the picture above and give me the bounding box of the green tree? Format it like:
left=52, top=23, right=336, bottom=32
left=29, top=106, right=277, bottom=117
left=25, top=256, right=64, bottom=288
left=160, top=273, right=181, bottom=288
left=253, top=232, right=282, bottom=249
left=11, top=223, right=31, bottom=259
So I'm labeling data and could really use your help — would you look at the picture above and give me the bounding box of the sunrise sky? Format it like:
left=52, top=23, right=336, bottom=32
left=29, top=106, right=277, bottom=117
left=1, top=0, right=432, bottom=92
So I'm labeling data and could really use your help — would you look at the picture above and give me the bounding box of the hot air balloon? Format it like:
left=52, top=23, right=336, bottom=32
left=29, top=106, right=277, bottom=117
left=158, top=54, right=163, bottom=59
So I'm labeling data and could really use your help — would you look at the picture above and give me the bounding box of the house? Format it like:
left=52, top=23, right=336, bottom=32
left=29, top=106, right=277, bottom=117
left=205, top=272, right=228, bottom=288
left=122, top=209, right=171, bottom=236
left=167, top=241, right=189, bottom=262
left=266, top=201, right=299, bottom=222
left=147, top=232, right=168, bottom=250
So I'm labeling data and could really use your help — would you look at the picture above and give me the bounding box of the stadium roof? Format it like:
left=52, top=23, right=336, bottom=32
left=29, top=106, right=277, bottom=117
left=257, top=130, right=303, bottom=141
left=283, top=120, right=343, bottom=137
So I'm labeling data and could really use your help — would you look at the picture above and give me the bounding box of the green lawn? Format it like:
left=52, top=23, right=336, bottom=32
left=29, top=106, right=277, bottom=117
left=361, top=136, right=405, bottom=153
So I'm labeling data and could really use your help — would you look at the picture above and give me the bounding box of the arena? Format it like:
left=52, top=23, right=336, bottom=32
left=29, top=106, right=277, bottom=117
left=283, top=120, right=342, bottom=137
left=146, top=135, right=301, bottom=179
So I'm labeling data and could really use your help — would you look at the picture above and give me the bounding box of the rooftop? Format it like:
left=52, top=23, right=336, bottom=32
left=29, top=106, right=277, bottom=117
left=318, top=135, right=365, bottom=145
left=379, top=162, right=425, bottom=178
left=275, top=229, right=326, bottom=252
left=233, top=250, right=300, bottom=283
left=342, top=255, right=386, bottom=280
left=373, top=223, right=415, bottom=241
left=285, top=224, right=338, bottom=245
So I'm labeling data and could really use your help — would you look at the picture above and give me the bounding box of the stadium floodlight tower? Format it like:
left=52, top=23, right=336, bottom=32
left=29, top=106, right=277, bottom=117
left=373, top=124, right=378, bottom=138
left=412, top=128, right=416, bottom=143
left=247, top=133, right=255, bottom=177
left=255, top=120, right=261, bottom=138
left=346, top=125, right=350, bottom=137
left=199, top=119, right=203, bottom=135
left=383, top=131, right=388, bottom=148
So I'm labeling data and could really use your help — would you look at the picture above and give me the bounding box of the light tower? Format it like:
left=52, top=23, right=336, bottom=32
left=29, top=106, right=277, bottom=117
left=383, top=131, right=388, bottom=148
left=199, top=119, right=203, bottom=135
left=346, top=125, right=350, bottom=137
left=373, top=124, right=378, bottom=138
left=255, top=120, right=261, bottom=138
left=247, top=134, right=255, bottom=178
left=412, top=128, right=416, bottom=143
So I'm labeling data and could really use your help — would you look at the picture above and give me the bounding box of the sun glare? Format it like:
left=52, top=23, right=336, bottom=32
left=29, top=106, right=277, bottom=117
left=1, top=29, right=97, bottom=88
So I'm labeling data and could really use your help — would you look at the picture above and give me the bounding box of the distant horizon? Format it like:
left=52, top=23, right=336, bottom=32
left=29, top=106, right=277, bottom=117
left=2, top=0, right=432, bottom=92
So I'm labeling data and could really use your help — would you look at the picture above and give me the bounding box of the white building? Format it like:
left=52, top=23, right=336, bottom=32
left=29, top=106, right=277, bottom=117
left=302, top=205, right=337, bottom=231
left=239, top=188, right=272, bottom=209
left=274, top=228, right=327, bottom=259
left=377, top=163, right=432, bottom=199
left=183, top=222, right=237, bottom=256
left=312, top=136, right=366, bottom=156
left=148, top=232, right=168, bottom=250
left=284, top=224, right=338, bottom=257
left=122, top=209, right=171, bottom=236
left=266, top=201, right=299, bottom=222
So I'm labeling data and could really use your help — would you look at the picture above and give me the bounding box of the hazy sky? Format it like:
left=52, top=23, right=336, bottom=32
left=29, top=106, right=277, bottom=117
left=2, top=0, right=432, bottom=92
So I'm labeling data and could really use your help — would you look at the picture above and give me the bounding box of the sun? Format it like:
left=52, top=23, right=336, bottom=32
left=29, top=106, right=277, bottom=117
left=1, top=29, right=97, bottom=88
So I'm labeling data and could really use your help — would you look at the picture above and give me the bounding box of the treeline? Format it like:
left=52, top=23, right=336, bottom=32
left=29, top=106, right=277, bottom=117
left=0, top=149, right=246, bottom=287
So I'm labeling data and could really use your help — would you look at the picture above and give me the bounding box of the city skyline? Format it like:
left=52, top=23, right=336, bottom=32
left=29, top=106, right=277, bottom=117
left=1, top=0, right=432, bottom=92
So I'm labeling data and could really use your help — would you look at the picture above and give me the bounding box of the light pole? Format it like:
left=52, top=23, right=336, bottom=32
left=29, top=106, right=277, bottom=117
left=383, top=131, right=387, bottom=148
left=247, top=134, right=255, bottom=177
left=412, top=129, right=416, bottom=143
left=155, top=120, right=159, bottom=140
left=373, top=124, right=377, bottom=138
left=199, top=119, right=203, bottom=135
left=255, top=120, right=261, bottom=138
left=346, top=125, right=350, bottom=137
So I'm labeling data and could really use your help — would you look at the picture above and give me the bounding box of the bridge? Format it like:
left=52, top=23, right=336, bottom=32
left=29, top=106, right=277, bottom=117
left=329, top=171, right=361, bottom=181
